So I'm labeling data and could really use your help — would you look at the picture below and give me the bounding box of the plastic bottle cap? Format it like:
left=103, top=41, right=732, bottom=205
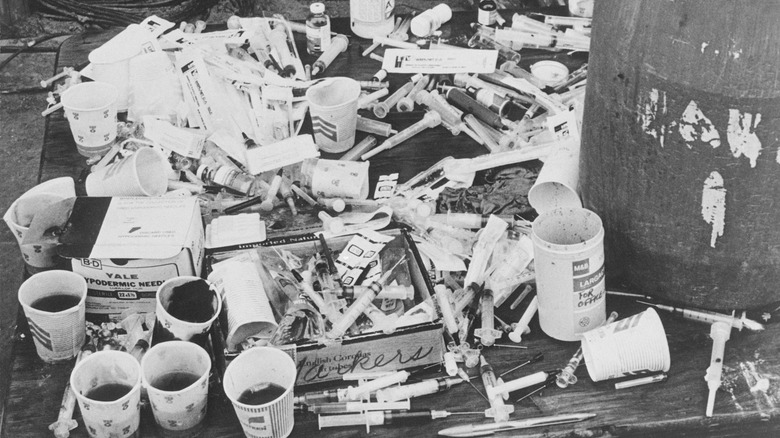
left=310, top=2, right=325, bottom=14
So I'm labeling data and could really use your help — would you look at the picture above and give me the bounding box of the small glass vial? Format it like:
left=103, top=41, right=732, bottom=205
left=306, top=2, right=331, bottom=55
left=197, top=164, right=255, bottom=195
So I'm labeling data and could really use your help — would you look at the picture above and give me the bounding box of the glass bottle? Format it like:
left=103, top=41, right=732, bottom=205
left=197, top=164, right=255, bottom=196
left=306, top=2, right=331, bottom=55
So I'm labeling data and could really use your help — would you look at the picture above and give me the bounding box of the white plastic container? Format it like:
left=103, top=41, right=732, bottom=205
left=350, top=0, right=395, bottom=39
left=532, top=207, right=606, bottom=341
left=411, top=4, right=452, bottom=37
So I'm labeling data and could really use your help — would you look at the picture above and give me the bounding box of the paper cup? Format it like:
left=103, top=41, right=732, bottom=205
left=302, top=158, right=369, bottom=200
left=223, top=347, right=296, bottom=438
left=153, top=276, right=222, bottom=346
left=18, top=270, right=87, bottom=362
left=141, top=341, right=211, bottom=435
left=532, top=207, right=606, bottom=341
left=61, top=81, right=119, bottom=157
left=85, top=147, right=169, bottom=197
left=70, top=350, right=142, bottom=438
left=88, top=36, right=142, bottom=111
left=3, top=177, right=75, bottom=272
left=306, top=77, right=361, bottom=153
left=582, top=308, right=671, bottom=381
left=528, top=141, right=582, bottom=214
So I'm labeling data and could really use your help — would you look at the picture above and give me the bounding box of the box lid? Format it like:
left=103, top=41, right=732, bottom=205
left=58, top=197, right=201, bottom=260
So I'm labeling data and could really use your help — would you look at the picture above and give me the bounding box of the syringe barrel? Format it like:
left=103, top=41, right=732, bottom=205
left=435, top=285, right=459, bottom=335
left=319, top=411, right=384, bottom=429
left=446, top=88, right=505, bottom=130
left=376, top=379, right=439, bottom=402
left=414, top=90, right=461, bottom=127
left=480, top=289, right=496, bottom=330
left=268, top=27, right=295, bottom=75
left=348, top=284, right=413, bottom=300
left=340, top=136, right=378, bottom=161
left=312, top=34, right=349, bottom=76
left=347, top=371, right=410, bottom=400
left=358, top=88, right=389, bottom=109
left=373, top=80, right=417, bottom=119
left=464, top=115, right=500, bottom=152
left=327, top=285, right=380, bottom=338
left=356, top=115, right=395, bottom=137
left=487, top=371, right=547, bottom=400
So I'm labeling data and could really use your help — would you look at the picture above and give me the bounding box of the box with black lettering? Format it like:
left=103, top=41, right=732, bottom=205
left=57, top=197, right=204, bottom=323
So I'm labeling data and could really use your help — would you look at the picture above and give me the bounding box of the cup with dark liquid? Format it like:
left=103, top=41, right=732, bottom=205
left=141, top=341, right=212, bottom=436
left=223, top=347, right=297, bottom=438
left=17, top=270, right=87, bottom=362
left=153, top=276, right=222, bottom=346
left=70, top=350, right=142, bottom=438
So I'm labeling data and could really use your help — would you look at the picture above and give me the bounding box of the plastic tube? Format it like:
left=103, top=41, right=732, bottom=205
left=359, top=88, right=390, bottom=109
left=362, top=111, right=441, bottom=160
left=342, top=371, right=410, bottom=401
left=508, top=296, right=538, bottom=343
left=268, top=26, right=296, bottom=77
left=373, top=77, right=419, bottom=119
left=480, top=356, right=514, bottom=422
left=340, top=136, right=378, bottom=161
left=341, top=284, right=414, bottom=300
left=474, top=289, right=502, bottom=347
left=356, top=115, right=396, bottom=137
left=312, top=34, right=349, bottom=76
left=376, top=376, right=462, bottom=402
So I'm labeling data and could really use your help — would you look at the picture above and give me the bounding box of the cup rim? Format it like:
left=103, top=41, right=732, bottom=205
left=61, top=81, right=118, bottom=113
left=223, top=346, right=296, bottom=409
left=532, top=206, right=604, bottom=252
left=70, top=350, right=142, bottom=406
left=141, top=341, right=212, bottom=394
left=156, top=276, right=223, bottom=327
left=306, top=77, right=361, bottom=110
left=18, top=270, right=87, bottom=316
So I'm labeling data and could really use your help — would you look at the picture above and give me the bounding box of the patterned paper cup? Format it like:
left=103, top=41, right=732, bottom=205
left=61, top=81, right=119, bottom=157
left=306, top=77, right=361, bottom=153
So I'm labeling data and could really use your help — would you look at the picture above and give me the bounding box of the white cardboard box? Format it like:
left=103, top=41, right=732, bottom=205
left=58, top=197, right=204, bottom=322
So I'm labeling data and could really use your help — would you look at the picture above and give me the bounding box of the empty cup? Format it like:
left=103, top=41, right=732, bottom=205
left=18, top=270, right=87, bottom=363
left=3, top=177, right=75, bottom=273
left=70, top=350, right=142, bottom=438
left=60, top=81, right=119, bottom=157
left=582, top=308, right=671, bottom=381
left=152, top=276, right=222, bottom=346
left=223, top=347, right=296, bottom=438
left=85, top=147, right=169, bottom=197
left=141, top=341, right=212, bottom=436
left=306, top=77, right=361, bottom=153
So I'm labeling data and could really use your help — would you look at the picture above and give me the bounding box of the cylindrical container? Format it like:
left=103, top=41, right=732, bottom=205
left=18, top=270, right=87, bottom=362
left=141, top=341, right=212, bottom=435
left=350, top=0, right=395, bottom=39
left=410, top=4, right=452, bottom=37
left=152, top=276, right=222, bottom=346
left=88, top=33, right=142, bottom=111
left=198, top=164, right=254, bottom=196
left=581, top=308, right=671, bottom=381
left=300, top=158, right=370, bottom=200
left=70, top=351, right=143, bottom=438
left=306, top=2, right=331, bottom=54
left=223, top=347, right=297, bottom=438
left=532, top=207, right=606, bottom=341
left=60, top=81, right=118, bottom=157
left=306, top=77, right=362, bottom=153
left=580, top=0, right=780, bottom=308
left=85, top=147, right=169, bottom=197
left=478, top=0, right=498, bottom=25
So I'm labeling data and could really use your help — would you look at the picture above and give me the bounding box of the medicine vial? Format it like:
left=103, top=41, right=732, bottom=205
left=350, top=0, right=395, bottom=39
left=306, top=2, right=331, bottom=55
left=197, top=165, right=254, bottom=195
left=410, top=4, right=452, bottom=37
left=478, top=0, right=498, bottom=26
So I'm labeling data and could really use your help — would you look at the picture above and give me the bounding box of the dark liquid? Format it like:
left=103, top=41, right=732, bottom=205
left=151, top=371, right=201, bottom=392
left=166, top=280, right=216, bottom=323
left=30, top=294, right=80, bottom=312
left=237, top=382, right=286, bottom=405
left=85, top=383, right=133, bottom=402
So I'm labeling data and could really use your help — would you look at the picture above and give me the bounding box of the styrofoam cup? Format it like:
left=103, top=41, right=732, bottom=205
left=88, top=37, right=142, bottom=111
left=60, top=81, right=118, bottom=157
left=582, top=308, right=671, bottom=381
left=85, top=147, right=169, bottom=197
left=141, top=341, right=212, bottom=434
left=306, top=77, right=361, bottom=153
left=18, top=270, right=87, bottom=362
left=3, top=177, right=75, bottom=272
left=70, top=351, right=142, bottom=438
left=532, top=207, right=606, bottom=341
left=223, top=347, right=296, bottom=438
left=153, top=276, right=222, bottom=345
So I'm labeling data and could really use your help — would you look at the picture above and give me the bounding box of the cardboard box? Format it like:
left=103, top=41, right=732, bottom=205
left=58, top=197, right=204, bottom=323
left=209, top=229, right=446, bottom=387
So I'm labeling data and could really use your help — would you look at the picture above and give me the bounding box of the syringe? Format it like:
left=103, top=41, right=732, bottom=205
left=259, top=168, right=284, bottom=211
left=480, top=356, right=514, bottom=422
left=291, top=270, right=343, bottom=324
left=464, top=114, right=500, bottom=152
left=294, top=388, right=341, bottom=404
left=339, top=284, right=414, bottom=300
left=442, top=86, right=506, bottom=130
left=316, top=196, right=347, bottom=213
left=376, top=376, right=464, bottom=402
left=341, top=370, right=410, bottom=401
left=296, top=400, right=410, bottom=414
left=340, top=136, right=378, bottom=161
left=278, top=177, right=298, bottom=215
left=467, top=31, right=522, bottom=65
left=373, top=74, right=422, bottom=119
left=361, top=111, right=442, bottom=160
left=49, top=347, right=94, bottom=438
left=428, top=213, right=514, bottom=229
left=356, top=115, right=397, bottom=137
left=397, top=75, right=431, bottom=112
left=435, top=285, right=461, bottom=345
left=507, top=295, right=538, bottom=343
left=639, top=301, right=765, bottom=332
left=705, top=321, right=731, bottom=417
left=326, top=257, right=407, bottom=338
left=268, top=25, right=296, bottom=77
left=556, top=311, right=619, bottom=388
left=318, top=409, right=482, bottom=430
left=358, top=88, right=389, bottom=109
left=499, top=61, right=547, bottom=89
left=312, top=34, right=349, bottom=76
left=486, top=369, right=560, bottom=401
left=474, top=288, right=502, bottom=347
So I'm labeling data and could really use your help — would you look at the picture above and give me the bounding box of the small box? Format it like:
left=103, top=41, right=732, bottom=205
left=58, top=197, right=205, bottom=323
left=210, top=229, right=446, bottom=387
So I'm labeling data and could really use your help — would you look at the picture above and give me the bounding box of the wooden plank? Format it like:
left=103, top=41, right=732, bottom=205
left=0, top=0, right=28, bottom=27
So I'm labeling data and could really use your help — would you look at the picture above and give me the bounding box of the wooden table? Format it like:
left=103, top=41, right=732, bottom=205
left=4, top=10, right=780, bottom=438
